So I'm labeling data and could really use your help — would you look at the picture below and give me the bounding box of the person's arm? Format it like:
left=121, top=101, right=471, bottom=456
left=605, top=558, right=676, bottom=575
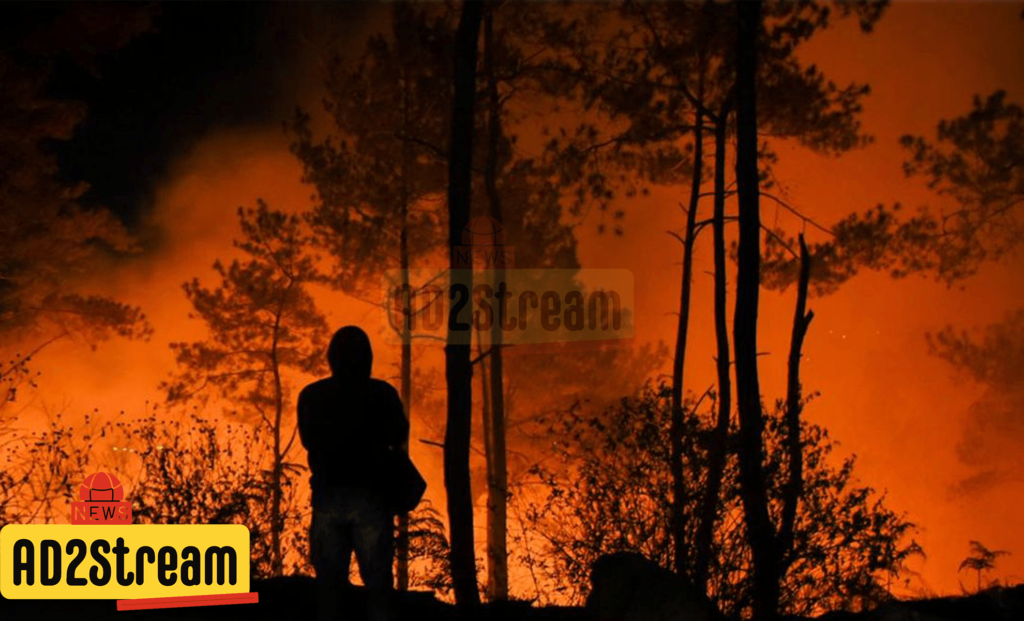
left=297, top=385, right=318, bottom=452
left=387, top=386, right=410, bottom=449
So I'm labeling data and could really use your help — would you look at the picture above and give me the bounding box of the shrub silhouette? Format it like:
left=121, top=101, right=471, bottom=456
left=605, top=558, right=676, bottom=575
left=518, top=383, right=922, bottom=617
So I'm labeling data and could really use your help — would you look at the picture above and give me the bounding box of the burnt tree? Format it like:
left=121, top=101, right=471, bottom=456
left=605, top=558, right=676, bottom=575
left=444, top=0, right=483, bottom=607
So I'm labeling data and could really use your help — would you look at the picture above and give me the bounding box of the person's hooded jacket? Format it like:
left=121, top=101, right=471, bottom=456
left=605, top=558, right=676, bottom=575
left=297, top=326, right=409, bottom=507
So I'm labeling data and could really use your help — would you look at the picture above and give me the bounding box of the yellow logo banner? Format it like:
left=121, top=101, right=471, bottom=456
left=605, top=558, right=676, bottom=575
left=0, top=524, right=250, bottom=600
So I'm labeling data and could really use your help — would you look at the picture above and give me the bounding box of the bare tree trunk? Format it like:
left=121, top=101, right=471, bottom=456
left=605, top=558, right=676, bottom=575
left=485, top=343, right=508, bottom=601
left=396, top=61, right=414, bottom=593
left=444, top=0, right=482, bottom=606
left=480, top=339, right=492, bottom=488
left=670, top=104, right=704, bottom=577
left=778, top=234, right=813, bottom=572
left=733, top=1, right=780, bottom=618
left=397, top=207, right=413, bottom=592
left=479, top=336, right=507, bottom=599
left=270, top=308, right=285, bottom=577
left=483, top=6, right=508, bottom=601
left=694, top=109, right=732, bottom=591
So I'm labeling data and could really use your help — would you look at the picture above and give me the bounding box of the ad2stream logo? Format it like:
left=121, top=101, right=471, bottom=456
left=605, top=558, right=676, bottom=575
left=384, top=217, right=634, bottom=350
left=0, top=471, right=257, bottom=611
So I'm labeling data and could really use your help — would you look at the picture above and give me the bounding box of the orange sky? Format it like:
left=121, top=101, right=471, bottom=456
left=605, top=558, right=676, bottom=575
left=18, top=0, right=1024, bottom=599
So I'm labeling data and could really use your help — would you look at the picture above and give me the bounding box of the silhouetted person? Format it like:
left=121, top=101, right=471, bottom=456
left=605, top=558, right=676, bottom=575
left=298, top=326, right=408, bottom=621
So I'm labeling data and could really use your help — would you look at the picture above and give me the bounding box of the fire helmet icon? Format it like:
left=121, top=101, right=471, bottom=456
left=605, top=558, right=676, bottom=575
left=79, top=471, right=124, bottom=502
left=462, top=216, right=505, bottom=246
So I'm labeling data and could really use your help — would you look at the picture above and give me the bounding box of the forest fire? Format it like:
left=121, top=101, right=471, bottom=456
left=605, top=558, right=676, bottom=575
left=1, top=2, right=1023, bottom=621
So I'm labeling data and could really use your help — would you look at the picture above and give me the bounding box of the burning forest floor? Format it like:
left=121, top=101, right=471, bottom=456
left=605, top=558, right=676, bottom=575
left=1, top=575, right=1022, bottom=621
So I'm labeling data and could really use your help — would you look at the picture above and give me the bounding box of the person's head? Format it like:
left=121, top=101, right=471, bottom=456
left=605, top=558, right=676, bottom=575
left=327, top=326, right=373, bottom=379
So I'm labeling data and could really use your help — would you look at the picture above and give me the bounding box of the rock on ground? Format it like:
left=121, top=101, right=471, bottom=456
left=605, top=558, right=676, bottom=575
left=586, top=552, right=721, bottom=621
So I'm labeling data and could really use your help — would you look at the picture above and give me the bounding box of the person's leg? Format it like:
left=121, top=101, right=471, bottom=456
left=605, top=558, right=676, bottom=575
left=337, top=520, right=355, bottom=587
left=310, top=509, right=337, bottom=621
left=310, top=497, right=354, bottom=621
left=351, top=494, right=394, bottom=621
